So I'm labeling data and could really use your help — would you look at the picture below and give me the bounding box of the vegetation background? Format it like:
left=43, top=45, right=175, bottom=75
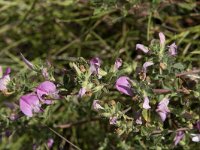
left=0, top=0, right=200, bottom=149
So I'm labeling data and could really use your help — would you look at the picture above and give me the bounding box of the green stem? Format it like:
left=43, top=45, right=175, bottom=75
left=46, top=126, right=81, bottom=150
left=147, top=11, right=152, bottom=41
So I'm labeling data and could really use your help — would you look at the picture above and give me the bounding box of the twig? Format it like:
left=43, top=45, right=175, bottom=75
left=153, top=89, right=172, bottom=94
left=153, top=88, right=190, bottom=94
left=54, top=117, right=100, bottom=129
left=176, top=69, right=200, bottom=77
left=151, top=128, right=190, bottom=135
left=122, top=107, right=132, bottom=114
left=46, top=126, right=82, bottom=150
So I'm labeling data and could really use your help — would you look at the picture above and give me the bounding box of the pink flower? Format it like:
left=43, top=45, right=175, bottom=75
left=78, top=87, right=86, bottom=98
left=41, top=68, right=49, bottom=80
left=156, top=98, right=170, bottom=122
left=47, top=138, right=54, bottom=148
left=142, top=61, right=154, bottom=79
left=174, top=131, right=185, bottom=146
left=20, top=53, right=35, bottom=70
left=136, top=116, right=142, bottom=125
left=114, top=58, right=122, bottom=71
left=143, top=96, right=151, bottom=109
left=92, top=100, right=104, bottom=111
left=159, top=32, right=166, bottom=47
left=89, top=57, right=101, bottom=75
left=36, top=81, right=59, bottom=104
left=115, top=76, right=133, bottom=96
left=0, top=67, right=11, bottom=92
left=109, top=116, right=117, bottom=125
left=136, top=44, right=149, bottom=53
left=143, top=62, right=154, bottom=73
left=20, top=93, right=41, bottom=117
left=168, top=43, right=177, bottom=56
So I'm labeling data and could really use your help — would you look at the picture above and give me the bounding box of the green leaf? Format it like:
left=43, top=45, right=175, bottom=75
left=98, top=68, right=107, bottom=76
left=142, top=109, right=148, bottom=121
left=71, top=62, right=82, bottom=76
left=93, top=85, right=104, bottom=93
left=173, top=63, right=185, bottom=70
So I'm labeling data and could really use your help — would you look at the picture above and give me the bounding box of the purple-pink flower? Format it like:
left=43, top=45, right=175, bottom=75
left=136, top=44, right=149, bottom=53
left=19, top=81, right=59, bottom=117
left=89, top=57, right=101, bottom=75
left=78, top=87, right=86, bottom=98
left=174, top=131, right=185, bottom=146
left=143, top=61, right=154, bottom=73
left=142, top=61, right=154, bottom=79
left=168, top=43, right=177, bottom=56
left=156, top=98, right=170, bottom=122
left=136, top=116, right=142, bottom=125
left=0, top=66, right=11, bottom=92
left=20, top=53, right=35, bottom=70
left=41, top=68, right=49, bottom=80
left=109, top=116, right=117, bottom=125
left=20, top=93, right=41, bottom=117
left=143, top=96, right=151, bottom=110
left=159, top=32, right=166, bottom=47
left=115, top=76, right=133, bottom=96
left=36, top=81, right=59, bottom=104
left=92, top=100, right=104, bottom=111
left=114, top=58, right=122, bottom=71
left=47, top=138, right=54, bottom=148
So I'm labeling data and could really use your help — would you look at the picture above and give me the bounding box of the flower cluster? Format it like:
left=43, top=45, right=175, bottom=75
left=1, top=32, right=199, bottom=149
left=115, top=33, right=174, bottom=122
left=20, top=81, right=59, bottom=117
left=18, top=54, right=59, bottom=117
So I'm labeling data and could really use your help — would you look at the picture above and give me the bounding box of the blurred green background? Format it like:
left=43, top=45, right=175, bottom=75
left=0, top=0, right=199, bottom=70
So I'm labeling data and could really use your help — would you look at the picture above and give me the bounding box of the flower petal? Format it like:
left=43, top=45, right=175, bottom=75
left=174, top=131, right=184, bottom=146
left=47, top=138, right=54, bottom=148
left=115, top=76, right=133, bottom=96
left=20, top=93, right=40, bottom=117
left=143, top=61, right=154, bottom=73
left=78, top=87, right=86, bottom=98
left=136, top=44, right=149, bottom=53
left=156, top=98, right=170, bottom=122
left=109, top=116, right=117, bottom=125
left=41, top=68, right=49, bottom=80
left=0, top=67, right=11, bottom=92
left=0, top=75, right=10, bottom=91
left=36, top=81, right=59, bottom=104
left=20, top=53, right=35, bottom=70
left=143, top=96, right=151, bottom=109
left=168, top=43, right=177, bottom=56
left=114, top=58, right=122, bottom=71
left=89, top=57, right=101, bottom=75
left=92, top=100, right=104, bottom=111
left=159, top=32, right=166, bottom=47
